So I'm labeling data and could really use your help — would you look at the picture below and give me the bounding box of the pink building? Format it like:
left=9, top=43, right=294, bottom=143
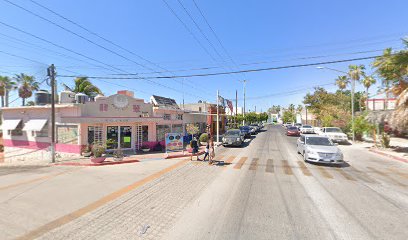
left=1, top=91, right=189, bottom=163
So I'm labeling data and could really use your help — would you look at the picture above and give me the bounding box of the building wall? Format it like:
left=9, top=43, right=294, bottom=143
left=367, top=98, right=396, bottom=111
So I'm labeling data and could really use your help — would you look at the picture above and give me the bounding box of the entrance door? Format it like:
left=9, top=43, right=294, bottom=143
left=106, top=126, right=119, bottom=149
left=120, top=126, right=132, bottom=149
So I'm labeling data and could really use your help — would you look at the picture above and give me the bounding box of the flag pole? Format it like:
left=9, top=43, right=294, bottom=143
left=216, top=90, right=220, bottom=144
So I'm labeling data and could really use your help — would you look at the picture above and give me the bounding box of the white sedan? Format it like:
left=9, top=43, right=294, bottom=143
left=318, top=127, right=348, bottom=143
left=297, top=135, right=344, bottom=164
left=299, top=125, right=314, bottom=134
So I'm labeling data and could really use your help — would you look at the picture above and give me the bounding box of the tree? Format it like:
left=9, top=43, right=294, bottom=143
left=0, top=76, right=16, bottom=107
left=335, top=75, right=349, bottom=90
left=14, top=73, right=39, bottom=106
left=296, top=104, right=303, bottom=113
left=267, top=105, right=281, bottom=114
left=362, top=75, right=376, bottom=110
left=63, top=77, right=102, bottom=97
left=348, top=64, right=365, bottom=82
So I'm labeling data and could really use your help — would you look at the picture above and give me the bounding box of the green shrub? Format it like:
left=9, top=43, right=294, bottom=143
left=199, top=133, right=209, bottom=143
left=92, top=144, right=106, bottom=157
left=381, top=132, right=390, bottom=148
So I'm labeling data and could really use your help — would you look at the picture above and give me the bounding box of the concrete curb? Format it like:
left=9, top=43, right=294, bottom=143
left=165, top=151, right=205, bottom=159
left=54, top=159, right=140, bottom=166
left=369, top=148, right=408, bottom=164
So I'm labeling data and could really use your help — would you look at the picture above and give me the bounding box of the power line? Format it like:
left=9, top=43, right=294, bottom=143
left=21, top=0, right=212, bottom=96
left=57, top=54, right=385, bottom=80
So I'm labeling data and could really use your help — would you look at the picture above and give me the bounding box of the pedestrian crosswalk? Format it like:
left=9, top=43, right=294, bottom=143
left=209, top=155, right=407, bottom=186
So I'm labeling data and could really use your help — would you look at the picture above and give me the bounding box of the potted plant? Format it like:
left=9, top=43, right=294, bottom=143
left=91, top=143, right=106, bottom=163
left=141, top=144, right=151, bottom=152
left=113, top=148, right=124, bottom=161
left=82, top=144, right=92, bottom=157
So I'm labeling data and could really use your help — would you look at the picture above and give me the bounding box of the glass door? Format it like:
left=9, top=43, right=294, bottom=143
left=106, top=126, right=119, bottom=149
left=120, top=126, right=132, bottom=149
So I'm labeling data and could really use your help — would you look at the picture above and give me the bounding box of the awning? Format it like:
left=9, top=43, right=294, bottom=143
left=1, top=119, right=22, bottom=130
left=23, top=119, right=48, bottom=131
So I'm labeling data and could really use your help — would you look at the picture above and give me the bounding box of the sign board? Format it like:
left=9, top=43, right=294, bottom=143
left=165, top=133, right=183, bottom=153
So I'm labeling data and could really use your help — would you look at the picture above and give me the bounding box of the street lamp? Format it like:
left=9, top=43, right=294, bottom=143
left=317, top=66, right=356, bottom=142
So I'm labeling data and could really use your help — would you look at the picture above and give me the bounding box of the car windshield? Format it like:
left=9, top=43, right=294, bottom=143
left=288, top=127, right=298, bottom=130
left=302, top=125, right=312, bottom=128
left=326, top=128, right=342, bottom=133
left=225, top=130, right=240, bottom=136
left=306, top=137, right=333, bottom=146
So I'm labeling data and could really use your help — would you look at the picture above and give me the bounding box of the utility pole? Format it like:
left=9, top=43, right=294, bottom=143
left=351, top=78, right=355, bottom=142
left=216, top=90, right=220, bottom=143
left=47, top=64, right=56, bottom=163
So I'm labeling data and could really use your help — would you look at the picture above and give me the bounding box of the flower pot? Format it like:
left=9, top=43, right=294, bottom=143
left=113, top=157, right=124, bottom=162
left=83, top=152, right=92, bottom=157
left=141, top=148, right=150, bottom=152
left=200, top=142, right=207, bottom=146
left=90, top=157, right=106, bottom=163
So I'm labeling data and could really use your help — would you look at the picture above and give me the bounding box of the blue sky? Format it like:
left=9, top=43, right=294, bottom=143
left=0, top=0, right=407, bottom=110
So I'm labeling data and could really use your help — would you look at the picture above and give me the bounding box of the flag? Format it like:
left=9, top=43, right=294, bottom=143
left=226, top=99, right=233, bottom=112
left=218, top=95, right=225, bottom=108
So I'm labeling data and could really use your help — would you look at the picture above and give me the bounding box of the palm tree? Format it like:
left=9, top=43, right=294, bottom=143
left=0, top=76, right=17, bottom=107
left=62, top=77, right=102, bottom=97
left=348, top=65, right=365, bottom=82
left=335, top=75, right=349, bottom=90
left=362, top=75, right=376, bottom=110
left=14, top=73, right=40, bottom=106
left=296, top=104, right=303, bottom=113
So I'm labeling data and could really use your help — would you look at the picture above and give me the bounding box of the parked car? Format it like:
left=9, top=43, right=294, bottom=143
left=294, top=123, right=302, bottom=129
left=239, top=126, right=251, bottom=139
left=250, top=124, right=260, bottom=132
left=297, top=135, right=344, bottom=164
left=222, top=129, right=243, bottom=147
left=249, top=126, right=257, bottom=135
left=317, top=127, right=348, bottom=143
left=299, top=125, right=314, bottom=134
left=286, top=126, right=300, bottom=136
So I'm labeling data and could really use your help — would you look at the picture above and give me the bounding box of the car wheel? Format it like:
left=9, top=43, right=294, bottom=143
left=303, top=152, right=307, bottom=162
left=297, top=145, right=300, bottom=154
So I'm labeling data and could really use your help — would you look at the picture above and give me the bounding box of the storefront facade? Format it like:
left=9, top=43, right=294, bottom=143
left=1, top=91, right=189, bottom=163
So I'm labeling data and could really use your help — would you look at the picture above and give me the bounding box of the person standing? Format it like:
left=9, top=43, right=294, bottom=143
left=209, top=137, right=215, bottom=165
left=190, top=137, right=201, bottom=161
left=203, top=143, right=210, bottom=161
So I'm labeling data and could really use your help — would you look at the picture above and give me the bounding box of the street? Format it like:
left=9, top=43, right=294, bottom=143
left=0, top=125, right=407, bottom=240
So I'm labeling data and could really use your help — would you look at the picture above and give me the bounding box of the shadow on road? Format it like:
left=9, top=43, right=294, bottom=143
left=306, top=161, right=351, bottom=168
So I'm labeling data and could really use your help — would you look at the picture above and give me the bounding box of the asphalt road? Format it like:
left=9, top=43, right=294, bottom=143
left=165, top=124, right=408, bottom=240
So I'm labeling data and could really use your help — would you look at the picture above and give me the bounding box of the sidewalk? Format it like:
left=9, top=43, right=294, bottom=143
left=356, top=136, right=408, bottom=163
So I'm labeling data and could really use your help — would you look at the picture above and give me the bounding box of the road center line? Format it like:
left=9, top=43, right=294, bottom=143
left=296, top=161, right=312, bottom=176
left=233, top=157, right=248, bottom=169
left=249, top=158, right=259, bottom=171
left=16, top=160, right=189, bottom=240
left=282, top=160, right=293, bottom=175
left=265, top=159, right=274, bottom=173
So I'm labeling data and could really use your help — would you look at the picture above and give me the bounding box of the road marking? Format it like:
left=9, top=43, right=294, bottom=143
left=15, top=160, right=189, bottom=240
left=215, top=155, right=224, bottom=161
left=225, top=156, right=236, bottom=164
left=317, top=166, right=334, bottom=179
left=296, top=161, right=312, bottom=176
left=265, top=159, right=274, bottom=173
left=388, top=168, right=408, bottom=179
left=233, top=157, right=248, bottom=169
left=282, top=160, right=293, bottom=175
left=367, top=167, right=406, bottom=187
left=0, top=167, right=84, bottom=191
left=249, top=158, right=259, bottom=171
left=334, top=168, right=356, bottom=181
left=348, top=166, right=378, bottom=184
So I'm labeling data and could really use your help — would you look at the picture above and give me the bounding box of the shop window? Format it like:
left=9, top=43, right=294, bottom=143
left=176, top=114, right=183, bottom=120
left=99, top=104, right=108, bottom=112
left=142, top=125, right=148, bottom=142
left=10, top=121, right=23, bottom=136
left=156, top=125, right=170, bottom=141
left=88, top=126, right=102, bottom=145
left=198, top=107, right=202, bottom=112
left=57, top=125, right=78, bottom=144
left=35, top=123, right=49, bottom=137
left=172, top=124, right=183, bottom=134
left=163, top=114, right=171, bottom=120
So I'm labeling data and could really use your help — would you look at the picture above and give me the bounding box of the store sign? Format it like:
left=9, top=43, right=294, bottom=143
left=165, top=133, right=183, bottom=153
